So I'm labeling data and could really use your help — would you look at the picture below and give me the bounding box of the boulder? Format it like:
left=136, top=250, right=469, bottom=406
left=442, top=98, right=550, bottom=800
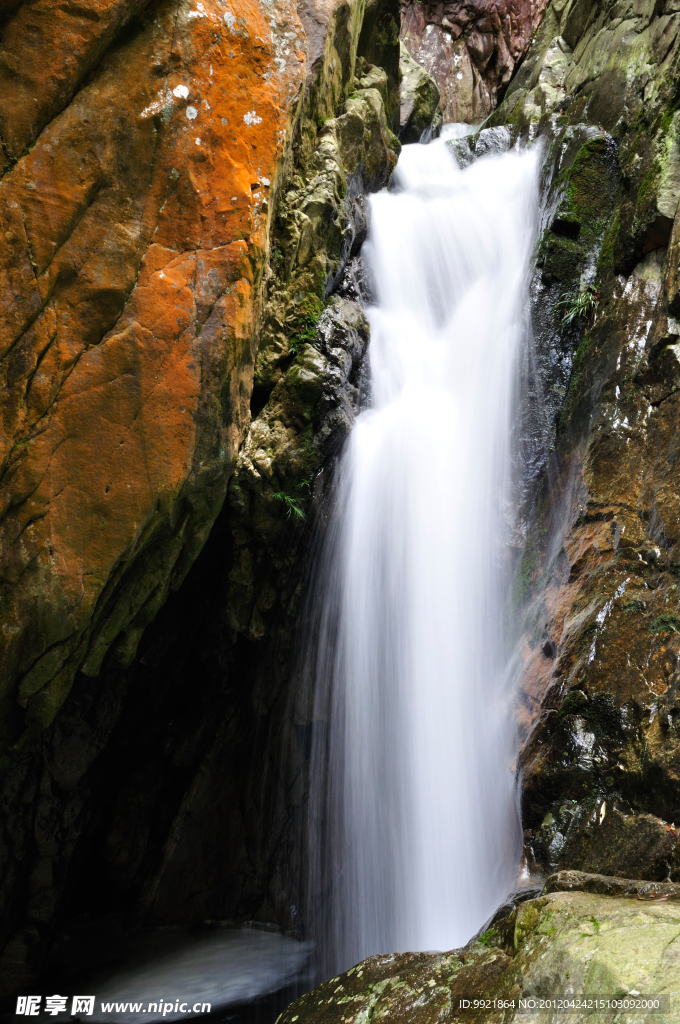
left=399, top=41, right=441, bottom=143
left=279, top=877, right=680, bottom=1023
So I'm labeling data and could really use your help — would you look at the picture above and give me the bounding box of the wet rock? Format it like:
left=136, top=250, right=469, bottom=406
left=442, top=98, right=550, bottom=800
left=531, top=799, right=680, bottom=882
left=446, top=125, right=513, bottom=167
left=489, top=2, right=680, bottom=889
left=278, top=889, right=680, bottom=1023
left=545, top=869, right=680, bottom=900
left=399, top=41, right=441, bottom=144
left=483, top=884, right=544, bottom=931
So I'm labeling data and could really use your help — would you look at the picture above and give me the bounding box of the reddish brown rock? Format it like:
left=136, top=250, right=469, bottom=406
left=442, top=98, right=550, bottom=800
left=0, top=0, right=401, bottom=992
left=0, top=0, right=399, bottom=768
left=0, top=0, right=310, bottom=757
left=400, top=0, right=548, bottom=123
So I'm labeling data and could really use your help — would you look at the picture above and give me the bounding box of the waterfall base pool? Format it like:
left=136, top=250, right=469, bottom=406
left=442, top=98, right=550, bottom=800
left=12, top=921, right=310, bottom=1024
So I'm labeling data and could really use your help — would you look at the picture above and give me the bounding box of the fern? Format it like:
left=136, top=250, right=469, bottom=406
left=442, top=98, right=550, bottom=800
left=273, top=491, right=305, bottom=520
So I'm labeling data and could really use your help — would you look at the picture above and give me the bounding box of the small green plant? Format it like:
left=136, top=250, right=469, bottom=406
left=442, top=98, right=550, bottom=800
left=557, top=284, right=599, bottom=327
left=273, top=479, right=311, bottom=521
left=288, top=313, right=320, bottom=356
left=273, top=492, right=305, bottom=520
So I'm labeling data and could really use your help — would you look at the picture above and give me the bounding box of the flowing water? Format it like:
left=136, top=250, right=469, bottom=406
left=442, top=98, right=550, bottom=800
left=306, top=129, right=541, bottom=976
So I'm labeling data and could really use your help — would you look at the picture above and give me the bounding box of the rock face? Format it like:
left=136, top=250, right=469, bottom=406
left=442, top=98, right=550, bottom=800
left=489, top=0, right=680, bottom=887
left=6, top=0, right=680, bottom=1004
left=0, top=0, right=306, bottom=753
left=399, top=42, right=441, bottom=143
left=400, top=0, right=549, bottom=124
left=0, top=0, right=400, bottom=994
left=273, top=7, right=680, bottom=1018
left=279, top=871, right=680, bottom=1024
left=136, top=75, right=399, bottom=929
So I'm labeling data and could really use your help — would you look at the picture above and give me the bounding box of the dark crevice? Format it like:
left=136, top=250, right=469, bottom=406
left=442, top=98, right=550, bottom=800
left=250, top=383, right=274, bottom=419
left=636, top=215, right=673, bottom=259
left=650, top=389, right=680, bottom=409
left=550, top=218, right=581, bottom=240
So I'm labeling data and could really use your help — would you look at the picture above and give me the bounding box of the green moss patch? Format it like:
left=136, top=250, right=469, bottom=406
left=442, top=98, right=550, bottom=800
left=649, top=615, right=680, bottom=634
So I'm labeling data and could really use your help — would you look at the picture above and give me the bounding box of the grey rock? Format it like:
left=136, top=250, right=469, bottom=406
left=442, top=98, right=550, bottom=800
left=398, top=41, right=441, bottom=144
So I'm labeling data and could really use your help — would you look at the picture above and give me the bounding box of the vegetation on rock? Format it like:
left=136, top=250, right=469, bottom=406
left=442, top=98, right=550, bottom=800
left=279, top=873, right=680, bottom=1023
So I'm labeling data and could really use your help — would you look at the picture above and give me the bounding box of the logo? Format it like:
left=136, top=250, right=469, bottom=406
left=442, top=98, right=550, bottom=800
left=15, top=996, right=95, bottom=1016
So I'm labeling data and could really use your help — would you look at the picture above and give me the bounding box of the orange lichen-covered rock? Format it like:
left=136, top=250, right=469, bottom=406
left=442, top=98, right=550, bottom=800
left=0, top=0, right=398, bottom=991
left=0, top=0, right=307, bottom=756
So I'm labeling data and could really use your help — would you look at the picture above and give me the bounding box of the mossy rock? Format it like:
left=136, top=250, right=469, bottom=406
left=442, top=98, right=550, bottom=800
left=278, top=890, right=680, bottom=1024
left=537, top=131, right=619, bottom=291
left=554, top=136, right=619, bottom=250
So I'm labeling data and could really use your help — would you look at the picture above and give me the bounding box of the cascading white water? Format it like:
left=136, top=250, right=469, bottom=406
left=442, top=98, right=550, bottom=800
left=307, top=128, right=541, bottom=976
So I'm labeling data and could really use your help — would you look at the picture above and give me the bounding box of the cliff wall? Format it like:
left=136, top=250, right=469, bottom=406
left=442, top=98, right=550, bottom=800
left=0, top=0, right=401, bottom=992
left=500, top=0, right=680, bottom=886
left=400, top=0, right=548, bottom=123
left=0, top=0, right=306, bottom=750
left=9, top=0, right=677, bottom=1005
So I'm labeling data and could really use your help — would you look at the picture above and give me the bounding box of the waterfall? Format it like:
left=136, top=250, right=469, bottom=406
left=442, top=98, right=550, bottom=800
left=305, top=129, right=541, bottom=977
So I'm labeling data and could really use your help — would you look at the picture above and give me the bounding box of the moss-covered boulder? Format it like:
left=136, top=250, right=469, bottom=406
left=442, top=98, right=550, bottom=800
left=278, top=877, right=680, bottom=1023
